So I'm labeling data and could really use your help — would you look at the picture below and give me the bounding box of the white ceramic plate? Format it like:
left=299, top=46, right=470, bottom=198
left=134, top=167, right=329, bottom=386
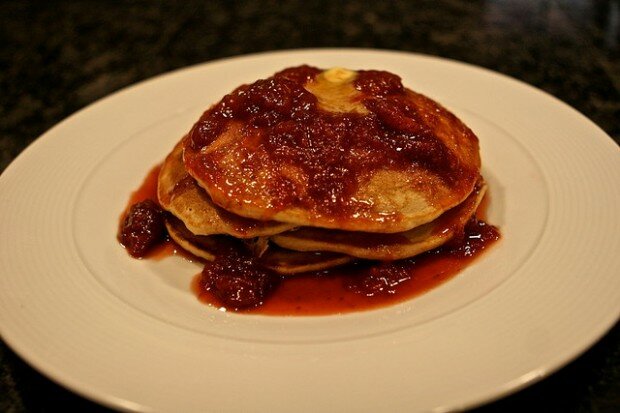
left=1, top=49, right=619, bottom=412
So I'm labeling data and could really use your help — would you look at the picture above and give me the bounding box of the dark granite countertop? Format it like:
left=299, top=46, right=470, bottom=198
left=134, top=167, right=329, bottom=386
left=1, top=1, right=618, bottom=412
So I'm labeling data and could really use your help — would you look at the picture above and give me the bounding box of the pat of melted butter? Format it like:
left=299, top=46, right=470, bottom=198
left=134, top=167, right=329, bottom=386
left=304, top=68, right=368, bottom=114
left=323, top=67, right=357, bottom=83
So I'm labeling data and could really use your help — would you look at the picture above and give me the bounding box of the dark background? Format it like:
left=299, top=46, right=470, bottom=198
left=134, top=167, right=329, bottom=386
left=1, top=1, right=618, bottom=412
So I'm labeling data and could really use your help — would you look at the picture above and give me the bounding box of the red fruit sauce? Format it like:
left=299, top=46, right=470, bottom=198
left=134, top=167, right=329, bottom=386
left=119, top=165, right=500, bottom=315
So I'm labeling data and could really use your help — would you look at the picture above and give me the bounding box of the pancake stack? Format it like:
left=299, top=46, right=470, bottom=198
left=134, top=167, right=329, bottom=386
left=158, top=66, right=485, bottom=274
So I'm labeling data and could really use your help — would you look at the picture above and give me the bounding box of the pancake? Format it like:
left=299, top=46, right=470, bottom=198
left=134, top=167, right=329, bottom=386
left=183, top=66, right=480, bottom=233
left=158, top=139, right=296, bottom=238
left=165, top=216, right=352, bottom=274
left=270, top=180, right=486, bottom=260
left=259, top=249, right=353, bottom=275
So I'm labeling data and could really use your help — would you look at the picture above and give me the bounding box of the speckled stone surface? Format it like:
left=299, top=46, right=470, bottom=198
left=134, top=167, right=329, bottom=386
left=1, top=1, right=618, bottom=412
